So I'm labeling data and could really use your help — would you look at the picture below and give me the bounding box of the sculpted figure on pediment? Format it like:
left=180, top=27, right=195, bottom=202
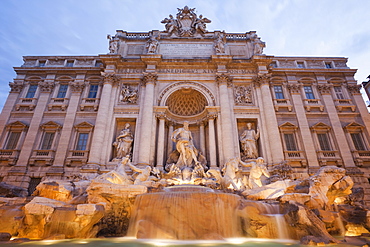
left=146, top=34, right=159, bottom=54
left=214, top=32, right=226, bottom=54
left=161, top=14, right=178, bottom=35
left=107, top=34, right=120, bottom=54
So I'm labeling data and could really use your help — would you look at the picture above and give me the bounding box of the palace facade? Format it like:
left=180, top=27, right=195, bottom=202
left=1, top=7, right=370, bottom=201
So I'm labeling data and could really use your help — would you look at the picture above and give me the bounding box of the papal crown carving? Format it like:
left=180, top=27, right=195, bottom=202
left=161, top=6, right=211, bottom=37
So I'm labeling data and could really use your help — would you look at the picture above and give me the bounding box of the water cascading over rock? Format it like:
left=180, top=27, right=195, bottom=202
left=127, top=185, right=242, bottom=240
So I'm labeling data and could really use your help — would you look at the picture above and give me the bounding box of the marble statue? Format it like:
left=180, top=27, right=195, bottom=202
left=128, top=163, right=153, bottom=185
left=194, top=15, right=211, bottom=34
left=242, top=157, right=270, bottom=189
left=107, top=34, right=119, bottom=54
left=161, top=14, right=178, bottom=35
left=171, top=121, right=200, bottom=168
left=113, top=123, right=133, bottom=159
left=214, top=32, right=225, bottom=54
left=146, top=35, right=159, bottom=54
left=240, top=123, right=259, bottom=159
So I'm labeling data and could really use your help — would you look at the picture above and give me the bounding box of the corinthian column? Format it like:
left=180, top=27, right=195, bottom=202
left=137, top=73, right=157, bottom=165
left=88, top=72, right=118, bottom=165
left=216, top=74, right=236, bottom=161
left=254, top=74, right=284, bottom=163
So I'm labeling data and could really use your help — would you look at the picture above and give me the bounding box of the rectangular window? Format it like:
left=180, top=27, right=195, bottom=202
left=56, top=84, right=68, bottom=98
left=284, top=133, right=297, bottom=151
left=274, top=85, right=284, bottom=99
left=40, top=132, right=55, bottom=150
left=87, top=85, right=99, bottom=98
left=38, top=61, right=45, bottom=67
left=304, top=86, right=315, bottom=99
left=317, top=133, right=331, bottom=151
left=76, top=133, right=89, bottom=150
left=351, top=133, right=366, bottom=151
left=25, top=85, right=38, bottom=98
left=325, top=62, right=332, bottom=68
left=66, top=61, right=74, bottom=67
left=4, top=132, right=21, bottom=149
left=334, top=86, right=345, bottom=99
left=297, top=62, right=305, bottom=68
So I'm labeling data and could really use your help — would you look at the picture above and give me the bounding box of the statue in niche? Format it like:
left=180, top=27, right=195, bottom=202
left=235, top=86, right=252, bottom=104
left=214, top=32, right=226, bottom=54
left=146, top=34, right=159, bottom=54
left=240, top=123, right=259, bottom=159
left=242, top=157, right=270, bottom=189
left=120, top=85, right=138, bottom=104
left=171, top=121, right=200, bottom=168
left=161, top=14, right=178, bottom=35
left=107, top=34, right=120, bottom=54
left=113, top=123, right=133, bottom=159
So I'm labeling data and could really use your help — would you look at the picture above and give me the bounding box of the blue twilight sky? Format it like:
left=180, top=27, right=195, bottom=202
left=1, top=0, right=370, bottom=110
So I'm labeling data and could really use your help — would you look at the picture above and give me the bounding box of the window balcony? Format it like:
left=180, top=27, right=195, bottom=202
left=283, top=150, right=307, bottom=167
left=0, top=149, right=20, bottom=165
left=15, top=98, right=37, bottom=111
left=352, top=150, right=370, bottom=167
left=334, top=99, right=356, bottom=112
left=47, top=98, right=69, bottom=111
left=80, top=98, right=100, bottom=111
left=303, top=99, right=324, bottom=112
left=65, top=150, right=89, bottom=166
left=29, top=149, right=55, bottom=166
left=317, top=150, right=343, bottom=166
left=273, top=98, right=293, bottom=112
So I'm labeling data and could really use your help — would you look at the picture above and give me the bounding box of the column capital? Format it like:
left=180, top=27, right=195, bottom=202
left=253, top=73, right=271, bottom=87
left=101, top=72, right=119, bottom=85
left=69, top=80, right=86, bottom=93
left=155, top=112, right=166, bottom=120
left=9, top=81, right=24, bottom=93
left=39, top=80, right=55, bottom=93
left=317, top=84, right=332, bottom=95
left=287, top=84, right=301, bottom=94
left=142, top=72, right=158, bottom=86
left=347, top=84, right=362, bottom=95
left=216, top=73, right=232, bottom=87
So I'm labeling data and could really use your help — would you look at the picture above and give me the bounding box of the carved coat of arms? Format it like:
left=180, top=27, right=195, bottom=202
left=161, top=6, right=211, bottom=37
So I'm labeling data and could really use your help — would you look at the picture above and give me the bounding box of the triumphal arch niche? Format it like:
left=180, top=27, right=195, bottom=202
left=107, top=5, right=269, bottom=171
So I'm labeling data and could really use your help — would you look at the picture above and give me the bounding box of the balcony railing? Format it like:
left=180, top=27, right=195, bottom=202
left=334, top=99, right=356, bottom=112
left=65, top=150, right=89, bottom=166
left=47, top=98, right=69, bottom=111
left=15, top=98, right=37, bottom=111
left=80, top=98, right=100, bottom=111
left=303, top=99, right=324, bottom=112
left=273, top=98, right=293, bottom=112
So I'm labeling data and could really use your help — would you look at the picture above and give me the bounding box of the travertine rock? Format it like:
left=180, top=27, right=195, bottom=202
left=0, top=182, right=27, bottom=198
left=33, top=180, right=74, bottom=202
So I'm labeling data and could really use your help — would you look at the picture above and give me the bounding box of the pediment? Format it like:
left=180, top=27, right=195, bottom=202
left=6, top=121, right=28, bottom=128
left=311, top=122, right=331, bottom=130
left=344, top=122, right=364, bottom=130
left=75, top=121, right=94, bottom=130
left=279, top=122, right=298, bottom=130
left=40, top=121, right=62, bottom=130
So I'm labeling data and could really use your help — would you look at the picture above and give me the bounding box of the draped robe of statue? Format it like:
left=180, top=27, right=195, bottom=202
left=171, top=122, right=199, bottom=168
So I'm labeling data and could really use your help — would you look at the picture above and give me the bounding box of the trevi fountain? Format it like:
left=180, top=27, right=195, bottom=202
left=0, top=121, right=369, bottom=246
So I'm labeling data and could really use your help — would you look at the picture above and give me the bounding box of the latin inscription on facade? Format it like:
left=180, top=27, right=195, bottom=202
left=159, top=43, right=214, bottom=56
